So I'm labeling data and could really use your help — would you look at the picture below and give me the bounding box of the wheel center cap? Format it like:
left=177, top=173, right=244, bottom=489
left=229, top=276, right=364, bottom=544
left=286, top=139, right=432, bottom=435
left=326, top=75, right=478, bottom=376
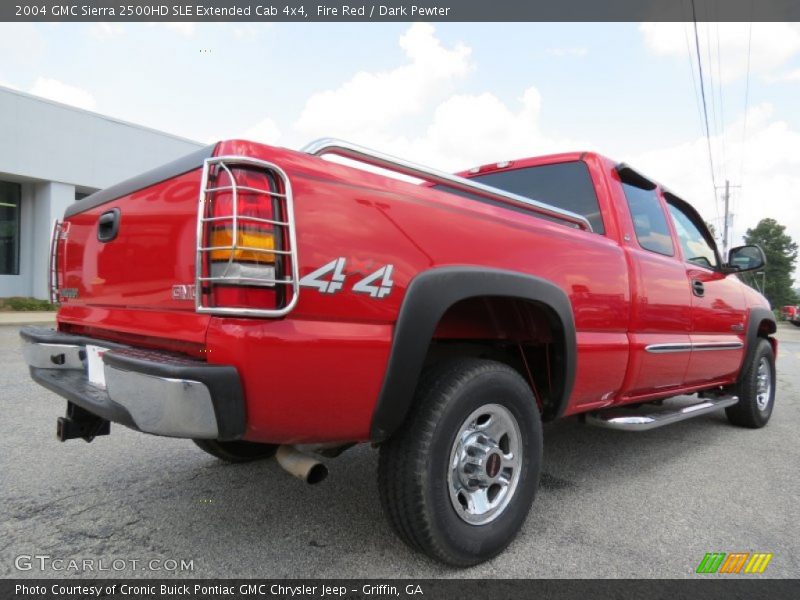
left=485, top=452, right=502, bottom=478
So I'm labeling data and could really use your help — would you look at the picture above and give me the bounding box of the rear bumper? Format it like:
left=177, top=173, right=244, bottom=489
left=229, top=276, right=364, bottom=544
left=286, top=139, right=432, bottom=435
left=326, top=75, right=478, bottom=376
left=20, top=326, right=245, bottom=440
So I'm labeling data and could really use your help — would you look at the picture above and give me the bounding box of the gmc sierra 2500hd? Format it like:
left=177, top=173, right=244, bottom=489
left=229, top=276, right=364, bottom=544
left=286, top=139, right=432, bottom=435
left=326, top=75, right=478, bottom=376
left=21, top=138, right=776, bottom=566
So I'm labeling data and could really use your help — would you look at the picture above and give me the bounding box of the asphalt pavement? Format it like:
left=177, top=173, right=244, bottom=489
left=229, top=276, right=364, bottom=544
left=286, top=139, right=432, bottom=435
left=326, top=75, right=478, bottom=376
left=1, top=321, right=798, bottom=578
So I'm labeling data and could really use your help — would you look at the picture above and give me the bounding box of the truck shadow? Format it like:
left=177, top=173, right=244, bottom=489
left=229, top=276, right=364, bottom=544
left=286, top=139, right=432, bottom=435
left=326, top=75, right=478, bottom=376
left=144, top=401, right=749, bottom=576
left=2, top=397, right=772, bottom=578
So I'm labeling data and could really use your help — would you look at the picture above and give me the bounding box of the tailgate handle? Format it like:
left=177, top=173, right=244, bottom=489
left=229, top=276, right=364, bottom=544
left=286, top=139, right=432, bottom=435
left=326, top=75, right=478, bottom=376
left=97, top=209, right=121, bottom=242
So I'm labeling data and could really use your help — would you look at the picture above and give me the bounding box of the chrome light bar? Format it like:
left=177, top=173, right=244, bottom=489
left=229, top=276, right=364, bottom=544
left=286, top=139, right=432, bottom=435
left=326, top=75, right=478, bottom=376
left=301, top=138, right=593, bottom=232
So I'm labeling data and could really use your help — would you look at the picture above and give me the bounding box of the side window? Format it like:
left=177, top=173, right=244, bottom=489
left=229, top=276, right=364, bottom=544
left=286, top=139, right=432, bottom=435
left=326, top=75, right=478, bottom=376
left=667, top=203, right=718, bottom=269
left=433, top=161, right=605, bottom=234
left=621, top=183, right=674, bottom=256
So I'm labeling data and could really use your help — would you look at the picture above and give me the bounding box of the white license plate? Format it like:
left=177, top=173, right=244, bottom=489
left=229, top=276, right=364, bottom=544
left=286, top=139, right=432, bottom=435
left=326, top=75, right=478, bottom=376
left=86, top=345, right=109, bottom=388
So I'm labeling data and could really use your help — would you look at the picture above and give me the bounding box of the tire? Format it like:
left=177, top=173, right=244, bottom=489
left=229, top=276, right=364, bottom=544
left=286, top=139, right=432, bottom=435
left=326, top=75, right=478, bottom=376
left=726, top=338, right=776, bottom=428
left=792, top=321, right=800, bottom=328
left=193, top=439, right=278, bottom=463
left=378, top=358, right=542, bottom=566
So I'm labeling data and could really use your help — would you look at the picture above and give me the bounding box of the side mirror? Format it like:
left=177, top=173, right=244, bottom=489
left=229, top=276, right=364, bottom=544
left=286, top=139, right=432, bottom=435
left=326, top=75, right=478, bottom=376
left=724, top=245, right=766, bottom=273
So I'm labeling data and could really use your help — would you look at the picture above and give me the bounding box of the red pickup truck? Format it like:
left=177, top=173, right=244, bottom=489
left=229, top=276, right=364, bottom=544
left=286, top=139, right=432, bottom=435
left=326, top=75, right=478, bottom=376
left=22, top=138, right=776, bottom=566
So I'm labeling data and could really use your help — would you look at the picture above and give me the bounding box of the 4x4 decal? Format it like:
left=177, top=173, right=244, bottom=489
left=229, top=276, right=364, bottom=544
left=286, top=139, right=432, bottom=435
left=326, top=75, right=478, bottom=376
left=299, top=257, right=394, bottom=298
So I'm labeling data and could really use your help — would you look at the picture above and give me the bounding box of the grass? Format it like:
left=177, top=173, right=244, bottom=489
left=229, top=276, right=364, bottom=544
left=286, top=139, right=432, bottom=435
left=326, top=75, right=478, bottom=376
left=0, top=297, right=57, bottom=312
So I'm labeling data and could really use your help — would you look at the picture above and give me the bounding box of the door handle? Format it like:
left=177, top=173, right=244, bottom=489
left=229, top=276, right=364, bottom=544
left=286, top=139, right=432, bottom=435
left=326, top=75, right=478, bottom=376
left=97, top=209, right=121, bottom=242
left=691, top=279, right=705, bottom=297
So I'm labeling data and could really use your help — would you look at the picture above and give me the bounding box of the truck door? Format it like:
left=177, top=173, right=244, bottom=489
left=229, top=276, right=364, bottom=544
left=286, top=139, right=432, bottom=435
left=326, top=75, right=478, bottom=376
left=617, top=179, right=693, bottom=397
left=664, top=195, right=747, bottom=384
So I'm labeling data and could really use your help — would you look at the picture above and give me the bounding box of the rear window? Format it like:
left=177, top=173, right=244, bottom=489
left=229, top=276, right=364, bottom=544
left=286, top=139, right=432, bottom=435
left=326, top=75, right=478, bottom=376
left=433, top=161, right=604, bottom=234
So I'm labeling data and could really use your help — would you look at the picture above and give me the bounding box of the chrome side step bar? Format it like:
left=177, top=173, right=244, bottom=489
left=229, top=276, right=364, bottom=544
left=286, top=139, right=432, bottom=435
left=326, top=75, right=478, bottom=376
left=585, top=396, right=739, bottom=431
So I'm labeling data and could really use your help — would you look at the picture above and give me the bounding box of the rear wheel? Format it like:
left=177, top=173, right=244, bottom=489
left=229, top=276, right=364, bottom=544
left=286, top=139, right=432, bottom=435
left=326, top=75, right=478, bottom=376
left=193, top=439, right=278, bottom=463
left=378, top=358, right=542, bottom=566
left=726, top=338, right=776, bottom=428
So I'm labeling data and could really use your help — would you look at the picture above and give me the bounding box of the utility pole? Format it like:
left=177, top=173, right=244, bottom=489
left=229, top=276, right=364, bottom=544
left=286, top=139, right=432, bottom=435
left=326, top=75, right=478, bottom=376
left=718, top=180, right=741, bottom=256
left=722, top=180, right=730, bottom=256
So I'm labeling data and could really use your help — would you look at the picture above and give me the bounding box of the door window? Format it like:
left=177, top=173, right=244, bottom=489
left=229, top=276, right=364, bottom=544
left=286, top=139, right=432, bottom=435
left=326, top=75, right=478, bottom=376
left=667, top=203, right=718, bottom=269
left=621, top=183, right=674, bottom=256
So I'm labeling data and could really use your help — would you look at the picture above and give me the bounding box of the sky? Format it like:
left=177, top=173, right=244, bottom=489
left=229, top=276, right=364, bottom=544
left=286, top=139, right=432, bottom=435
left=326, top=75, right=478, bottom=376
left=1, top=21, right=799, bottom=269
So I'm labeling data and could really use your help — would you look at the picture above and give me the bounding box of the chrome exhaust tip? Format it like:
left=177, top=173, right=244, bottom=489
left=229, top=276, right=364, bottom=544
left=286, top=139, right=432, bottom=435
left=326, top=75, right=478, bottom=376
left=276, top=445, right=328, bottom=484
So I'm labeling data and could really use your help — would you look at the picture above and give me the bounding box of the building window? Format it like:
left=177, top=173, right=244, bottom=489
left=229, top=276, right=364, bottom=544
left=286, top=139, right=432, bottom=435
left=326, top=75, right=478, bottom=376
left=0, top=181, right=21, bottom=275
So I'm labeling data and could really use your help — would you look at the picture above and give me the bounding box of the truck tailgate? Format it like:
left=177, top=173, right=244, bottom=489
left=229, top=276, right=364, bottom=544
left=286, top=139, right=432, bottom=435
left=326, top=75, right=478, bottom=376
left=56, top=157, right=211, bottom=350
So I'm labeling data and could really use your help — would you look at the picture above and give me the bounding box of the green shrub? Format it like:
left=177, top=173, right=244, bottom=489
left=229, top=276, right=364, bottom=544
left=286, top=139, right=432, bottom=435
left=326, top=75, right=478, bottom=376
left=1, top=297, right=57, bottom=311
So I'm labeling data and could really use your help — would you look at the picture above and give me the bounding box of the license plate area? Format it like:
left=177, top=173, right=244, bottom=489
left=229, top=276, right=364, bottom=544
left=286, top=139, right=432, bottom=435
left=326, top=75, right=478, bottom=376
left=86, top=345, right=109, bottom=388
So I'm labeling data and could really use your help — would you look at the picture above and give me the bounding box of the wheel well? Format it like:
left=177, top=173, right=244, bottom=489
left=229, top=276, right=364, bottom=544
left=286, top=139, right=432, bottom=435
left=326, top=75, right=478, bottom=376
left=757, top=318, right=777, bottom=356
left=758, top=318, right=777, bottom=337
left=369, top=266, right=577, bottom=440
left=423, top=296, right=567, bottom=421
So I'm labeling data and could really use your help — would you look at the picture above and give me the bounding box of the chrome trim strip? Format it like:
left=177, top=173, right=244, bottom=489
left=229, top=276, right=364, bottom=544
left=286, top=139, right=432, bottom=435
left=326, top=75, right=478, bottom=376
left=644, top=343, right=692, bottom=354
left=645, top=341, right=744, bottom=354
left=301, top=138, right=594, bottom=232
left=691, top=342, right=744, bottom=352
left=105, top=365, right=219, bottom=439
left=586, top=396, right=739, bottom=431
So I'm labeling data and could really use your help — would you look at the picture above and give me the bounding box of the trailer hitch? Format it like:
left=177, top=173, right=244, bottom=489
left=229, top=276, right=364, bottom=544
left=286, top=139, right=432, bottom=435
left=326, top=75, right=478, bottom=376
left=56, top=402, right=110, bottom=442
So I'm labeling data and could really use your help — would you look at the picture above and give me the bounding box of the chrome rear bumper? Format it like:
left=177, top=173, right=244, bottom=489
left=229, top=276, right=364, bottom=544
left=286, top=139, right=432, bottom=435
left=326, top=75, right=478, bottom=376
left=20, top=326, right=246, bottom=440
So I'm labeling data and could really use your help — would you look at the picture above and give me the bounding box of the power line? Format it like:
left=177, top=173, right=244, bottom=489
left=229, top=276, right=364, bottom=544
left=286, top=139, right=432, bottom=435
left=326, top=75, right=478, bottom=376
left=683, top=21, right=705, bottom=137
left=705, top=21, right=719, bottom=176
left=716, top=22, right=727, bottom=182
left=691, top=0, right=719, bottom=196
left=739, top=22, right=753, bottom=188
left=682, top=18, right=720, bottom=225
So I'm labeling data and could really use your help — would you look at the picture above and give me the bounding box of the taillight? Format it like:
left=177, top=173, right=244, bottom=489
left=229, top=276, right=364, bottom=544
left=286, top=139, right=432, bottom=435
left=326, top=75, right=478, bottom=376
left=197, top=157, right=298, bottom=317
left=208, top=167, right=279, bottom=276
left=208, top=228, right=275, bottom=263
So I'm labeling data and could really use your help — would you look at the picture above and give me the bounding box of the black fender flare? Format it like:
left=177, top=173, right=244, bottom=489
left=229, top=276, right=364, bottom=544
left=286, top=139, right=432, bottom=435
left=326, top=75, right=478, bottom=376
left=370, top=266, right=577, bottom=440
left=740, top=307, right=777, bottom=378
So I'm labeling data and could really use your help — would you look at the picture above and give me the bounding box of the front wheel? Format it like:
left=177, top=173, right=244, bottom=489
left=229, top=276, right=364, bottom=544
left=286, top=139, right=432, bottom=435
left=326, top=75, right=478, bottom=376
left=378, top=359, right=542, bottom=566
left=726, top=338, right=776, bottom=428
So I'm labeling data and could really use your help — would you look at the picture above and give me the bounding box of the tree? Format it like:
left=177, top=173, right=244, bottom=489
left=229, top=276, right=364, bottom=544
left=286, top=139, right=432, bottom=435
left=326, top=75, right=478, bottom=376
left=742, top=218, right=799, bottom=307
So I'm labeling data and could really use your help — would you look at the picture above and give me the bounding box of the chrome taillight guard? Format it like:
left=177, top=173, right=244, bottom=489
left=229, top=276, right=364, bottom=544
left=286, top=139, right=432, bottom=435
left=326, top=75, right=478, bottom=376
left=195, top=156, right=300, bottom=318
left=48, top=220, right=63, bottom=305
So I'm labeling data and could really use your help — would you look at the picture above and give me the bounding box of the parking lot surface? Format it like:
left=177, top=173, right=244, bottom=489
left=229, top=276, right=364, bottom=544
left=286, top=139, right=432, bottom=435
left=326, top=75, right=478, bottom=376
left=1, top=322, right=798, bottom=578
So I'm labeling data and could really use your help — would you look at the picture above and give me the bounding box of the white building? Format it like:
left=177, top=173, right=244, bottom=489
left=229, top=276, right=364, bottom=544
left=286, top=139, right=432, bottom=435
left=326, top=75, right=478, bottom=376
left=0, top=85, right=204, bottom=300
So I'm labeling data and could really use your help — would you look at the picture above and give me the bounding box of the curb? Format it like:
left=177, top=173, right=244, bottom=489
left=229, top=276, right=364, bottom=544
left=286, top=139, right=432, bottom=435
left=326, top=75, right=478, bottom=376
left=0, top=312, right=57, bottom=326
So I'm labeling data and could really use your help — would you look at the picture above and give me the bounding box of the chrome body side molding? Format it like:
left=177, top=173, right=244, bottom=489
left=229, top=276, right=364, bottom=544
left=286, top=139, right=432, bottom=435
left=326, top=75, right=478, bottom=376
left=645, top=341, right=744, bottom=354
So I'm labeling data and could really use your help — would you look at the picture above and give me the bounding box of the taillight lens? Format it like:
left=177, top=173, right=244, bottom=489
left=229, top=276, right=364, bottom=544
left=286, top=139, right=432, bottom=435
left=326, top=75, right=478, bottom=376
left=208, top=227, right=275, bottom=263
left=208, top=166, right=280, bottom=272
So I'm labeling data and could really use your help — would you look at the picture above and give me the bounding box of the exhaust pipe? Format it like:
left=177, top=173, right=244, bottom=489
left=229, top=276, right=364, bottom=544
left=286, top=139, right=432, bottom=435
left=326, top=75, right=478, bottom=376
left=276, top=445, right=328, bottom=485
